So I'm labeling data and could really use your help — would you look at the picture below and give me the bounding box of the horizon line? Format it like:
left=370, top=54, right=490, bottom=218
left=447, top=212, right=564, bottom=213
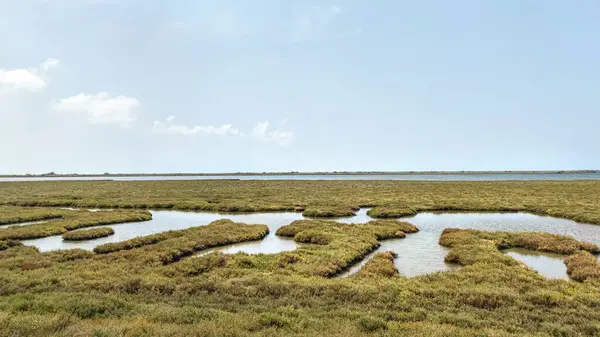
left=1, top=170, right=599, bottom=178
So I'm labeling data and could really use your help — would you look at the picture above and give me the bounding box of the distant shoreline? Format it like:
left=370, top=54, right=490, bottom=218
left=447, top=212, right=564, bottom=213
left=1, top=170, right=598, bottom=178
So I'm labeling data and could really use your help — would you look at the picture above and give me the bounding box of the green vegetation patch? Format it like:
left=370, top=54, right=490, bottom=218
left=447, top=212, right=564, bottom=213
left=367, top=207, right=418, bottom=218
left=0, top=210, right=151, bottom=241
left=0, top=239, right=22, bottom=251
left=0, top=206, right=67, bottom=225
left=0, top=247, right=94, bottom=272
left=2, top=180, right=600, bottom=225
left=62, top=227, right=115, bottom=241
left=95, top=219, right=269, bottom=266
left=439, top=228, right=600, bottom=283
left=275, top=219, right=417, bottom=277
left=565, top=251, right=600, bottom=282
left=302, top=207, right=357, bottom=218
left=440, top=228, right=599, bottom=255
left=354, top=251, right=399, bottom=279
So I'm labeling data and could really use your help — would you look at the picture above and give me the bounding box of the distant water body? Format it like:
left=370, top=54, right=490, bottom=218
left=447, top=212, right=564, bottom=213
left=1, top=172, right=599, bottom=182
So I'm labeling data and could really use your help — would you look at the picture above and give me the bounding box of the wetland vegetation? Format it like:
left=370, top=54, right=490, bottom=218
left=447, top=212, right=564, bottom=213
left=1, top=180, right=600, bottom=336
left=0, top=206, right=67, bottom=226
left=62, top=227, right=115, bottom=241
left=0, top=209, right=151, bottom=241
left=1, top=180, right=599, bottom=224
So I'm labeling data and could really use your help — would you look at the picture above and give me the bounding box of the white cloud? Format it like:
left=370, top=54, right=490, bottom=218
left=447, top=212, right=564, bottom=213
left=0, top=69, right=45, bottom=92
left=53, top=92, right=139, bottom=127
left=152, top=118, right=292, bottom=145
left=153, top=116, right=243, bottom=136
left=0, top=58, right=59, bottom=94
left=252, top=121, right=294, bottom=146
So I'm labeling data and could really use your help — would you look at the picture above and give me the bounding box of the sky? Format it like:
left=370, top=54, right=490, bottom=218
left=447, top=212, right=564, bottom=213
left=1, top=0, right=599, bottom=174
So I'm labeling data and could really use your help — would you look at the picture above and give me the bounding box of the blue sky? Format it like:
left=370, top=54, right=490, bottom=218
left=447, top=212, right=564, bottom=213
left=1, top=0, right=598, bottom=174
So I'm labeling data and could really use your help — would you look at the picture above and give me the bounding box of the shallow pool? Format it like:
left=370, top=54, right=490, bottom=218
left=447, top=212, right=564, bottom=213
left=503, top=248, right=569, bottom=280
left=23, top=209, right=380, bottom=254
left=339, top=212, right=600, bottom=278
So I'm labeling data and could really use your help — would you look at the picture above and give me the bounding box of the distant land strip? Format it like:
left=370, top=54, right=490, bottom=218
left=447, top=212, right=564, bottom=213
left=1, top=170, right=598, bottom=178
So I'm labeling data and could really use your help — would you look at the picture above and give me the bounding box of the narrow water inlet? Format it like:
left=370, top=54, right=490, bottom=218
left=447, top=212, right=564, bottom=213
left=0, top=220, right=48, bottom=229
left=503, top=248, right=570, bottom=280
left=336, top=231, right=458, bottom=278
left=60, top=208, right=113, bottom=212
left=196, top=236, right=298, bottom=256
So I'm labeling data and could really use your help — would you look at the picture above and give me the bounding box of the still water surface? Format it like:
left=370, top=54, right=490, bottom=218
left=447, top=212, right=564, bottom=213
left=25, top=211, right=306, bottom=253
left=0, top=220, right=48, bottom=229
left=20, top=210, right=600, bottom=279
left=504, top=248, right=569, bottom=280
left=338, top=212, right=600, bottom=278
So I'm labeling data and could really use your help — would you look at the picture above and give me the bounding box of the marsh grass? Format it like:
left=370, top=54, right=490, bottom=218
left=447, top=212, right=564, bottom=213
left=93, top=219, right=268, bottom=257
left=2, top=223, right=600, bottom=336
left=0, top=239, right=22, bottom=251
left=0, top=210, right=151, bottom=240
left=62, top=227, right=115, bottom=241
left=1, top=180, right=600, bottom=224
left=302, top=207, right=356, bottom=218
left=439, top=228, right=600, bottom=285
left=2, top=181, right=600, bottom=335
left=275, top=219, right=417, bottom=277
left=440, top=228, right=599, bottom=255
left=353, top=251, right=399, bottom=279
left=0, top=206, right=67, bottom=225
left=565, top=251, right=600, bottom=282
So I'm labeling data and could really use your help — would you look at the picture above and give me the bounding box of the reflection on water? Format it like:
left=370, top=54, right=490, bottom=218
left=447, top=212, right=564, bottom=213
left=197, top=208, right=375, bottom=257
left=400, top=212, right=600, bottom=277
left=23, top=209, right=380, bottom=254
left=60, top=208, right=113, bottom=212
left=339, top=212, right=600, bottom=278
left=337, top=230, right=458, bottom=278
left=18, top=209, right=600, bottom=279
left=504, top=248, right=569, bottom=280
left=24, top=211, right=304, bottom=253
left=198, top=237, right=298, bottom=256
left=334, top=208, right=374, bottom=224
